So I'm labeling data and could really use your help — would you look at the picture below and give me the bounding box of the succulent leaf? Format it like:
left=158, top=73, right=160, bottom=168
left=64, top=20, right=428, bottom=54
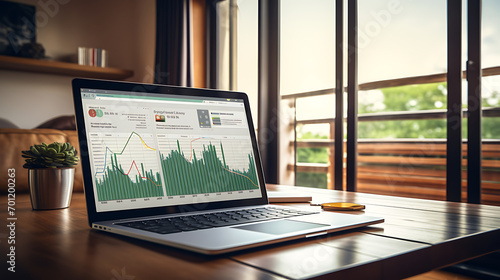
left=30, top=146, right=41, bottom=156
left=22, top=142, right=79, bottom=169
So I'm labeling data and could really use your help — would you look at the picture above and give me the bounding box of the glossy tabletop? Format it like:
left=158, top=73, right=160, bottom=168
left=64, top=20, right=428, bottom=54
left=1, top=184, right=500, bottom=279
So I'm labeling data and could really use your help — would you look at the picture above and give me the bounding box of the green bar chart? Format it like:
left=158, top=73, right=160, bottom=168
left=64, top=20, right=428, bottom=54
left=95, top=157, right=163, bottom=201
left=90, top=132, right=164, bottom=201
left=158, top=138, right=259, bottom=196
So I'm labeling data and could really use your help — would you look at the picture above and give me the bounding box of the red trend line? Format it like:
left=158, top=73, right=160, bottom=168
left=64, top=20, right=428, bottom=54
left=221, top=167, right=259, bottom=187
left=116, top=160, right=161, bottom=187
left=187, top=137, right=202, bottom=162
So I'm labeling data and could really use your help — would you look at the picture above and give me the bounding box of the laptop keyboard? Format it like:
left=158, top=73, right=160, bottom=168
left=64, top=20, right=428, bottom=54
left=116, top=206, right=317, bottom=234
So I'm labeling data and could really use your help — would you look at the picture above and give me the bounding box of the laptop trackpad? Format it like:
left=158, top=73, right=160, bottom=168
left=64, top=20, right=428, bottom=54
left=235, top=219, right=328, bottom=235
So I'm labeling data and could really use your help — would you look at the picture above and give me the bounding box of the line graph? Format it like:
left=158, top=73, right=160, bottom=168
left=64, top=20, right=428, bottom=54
left=157, top=136, right=259, bottom=196
left=90, top=132, right=163, bottom=201
left=121, top=160, right=162, bottom=187
left=94, top=131, right=156, bottom=177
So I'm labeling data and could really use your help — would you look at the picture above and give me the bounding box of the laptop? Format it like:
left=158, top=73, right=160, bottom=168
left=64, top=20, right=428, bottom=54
left=72, top=78, right=383, bottom=255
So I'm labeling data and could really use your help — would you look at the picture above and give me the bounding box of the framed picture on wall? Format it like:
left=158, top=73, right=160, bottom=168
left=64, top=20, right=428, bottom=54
left=0, top=1, right=36, bottom=56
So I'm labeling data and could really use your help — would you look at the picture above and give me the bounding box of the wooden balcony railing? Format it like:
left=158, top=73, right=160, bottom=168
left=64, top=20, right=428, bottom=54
left=281, top=66, right=500, bottom=206
left=288, top=139, right=500, bottom=205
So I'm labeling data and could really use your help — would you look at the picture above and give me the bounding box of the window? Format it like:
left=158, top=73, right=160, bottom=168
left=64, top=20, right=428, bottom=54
left=213, top=0, right=500, bottom=205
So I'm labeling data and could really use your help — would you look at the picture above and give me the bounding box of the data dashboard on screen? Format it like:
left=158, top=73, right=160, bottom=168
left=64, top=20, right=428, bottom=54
left=80, top=89, right=262, bottom=212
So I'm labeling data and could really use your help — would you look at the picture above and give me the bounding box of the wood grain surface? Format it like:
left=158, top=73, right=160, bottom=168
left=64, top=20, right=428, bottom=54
left=1, top=184, right=499, bottom=280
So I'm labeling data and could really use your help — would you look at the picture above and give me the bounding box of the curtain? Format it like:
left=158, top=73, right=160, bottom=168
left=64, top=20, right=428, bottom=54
left=155, top=0, right=194, bottom=86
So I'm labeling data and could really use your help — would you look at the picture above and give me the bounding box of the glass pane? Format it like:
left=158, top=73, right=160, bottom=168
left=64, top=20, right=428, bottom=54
left=280, top=0, right=336, bottom=188
left=295, top=124, right=331, bottom=189
left=481, top=0, right=500, bottom=206
left=296, top=94, right=335, bottom=121
left=358, top=0, right=447, bottom=83
left=236, top=0, right=258, bottom=121
left=357, top=0, right=448, bottom=201
left=297, top=124, right=330, bottom=140
left=482, top=0, right=500, bottom=68
left=216, top=0, right=230, bottom=90
left=280, top=0, right=335, bottom=95
left=296, top=172, right=328, bottom=189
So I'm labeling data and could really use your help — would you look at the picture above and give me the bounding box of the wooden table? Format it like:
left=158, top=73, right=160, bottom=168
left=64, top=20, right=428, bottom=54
left=2, top=184, right=500, bottom=279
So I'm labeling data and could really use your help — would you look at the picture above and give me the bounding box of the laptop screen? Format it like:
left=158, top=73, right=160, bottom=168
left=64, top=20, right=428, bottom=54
left=78, top=86, right=263, bottom=213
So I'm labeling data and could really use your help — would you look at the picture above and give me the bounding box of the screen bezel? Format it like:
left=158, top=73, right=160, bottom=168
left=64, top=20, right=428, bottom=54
left=72, top=78, right=268, bottom=226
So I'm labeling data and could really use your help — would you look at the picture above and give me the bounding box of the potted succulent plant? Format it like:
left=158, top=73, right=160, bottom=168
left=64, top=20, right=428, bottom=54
left=22, top=142, right=79, bottom=210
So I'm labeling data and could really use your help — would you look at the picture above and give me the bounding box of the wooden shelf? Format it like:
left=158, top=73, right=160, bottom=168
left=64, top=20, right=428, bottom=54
left=0, top=55, right=134, bottom=80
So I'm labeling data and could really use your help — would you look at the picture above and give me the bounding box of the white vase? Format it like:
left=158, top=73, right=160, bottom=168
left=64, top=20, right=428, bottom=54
left=28, top=168, right=74, bottom=210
